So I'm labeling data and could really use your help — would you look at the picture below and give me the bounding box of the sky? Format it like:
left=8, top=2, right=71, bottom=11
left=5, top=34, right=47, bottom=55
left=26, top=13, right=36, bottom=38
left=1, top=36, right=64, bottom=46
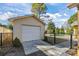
left=0, top=3, right=77, bottom=28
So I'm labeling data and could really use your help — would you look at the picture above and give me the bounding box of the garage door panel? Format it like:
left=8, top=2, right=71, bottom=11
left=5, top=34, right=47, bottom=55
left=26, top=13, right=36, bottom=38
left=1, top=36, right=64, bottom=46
left=22, top=26, right=41, bottom=42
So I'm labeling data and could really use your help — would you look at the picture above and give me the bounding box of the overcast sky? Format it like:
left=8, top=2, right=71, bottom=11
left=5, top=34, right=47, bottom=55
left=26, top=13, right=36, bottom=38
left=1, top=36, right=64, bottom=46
left=0, top=3, right=77, bottom=28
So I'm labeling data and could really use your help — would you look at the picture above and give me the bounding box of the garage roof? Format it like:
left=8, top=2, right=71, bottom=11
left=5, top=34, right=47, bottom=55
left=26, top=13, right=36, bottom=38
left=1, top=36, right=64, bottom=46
left=8, top=15, right=45, bottom=25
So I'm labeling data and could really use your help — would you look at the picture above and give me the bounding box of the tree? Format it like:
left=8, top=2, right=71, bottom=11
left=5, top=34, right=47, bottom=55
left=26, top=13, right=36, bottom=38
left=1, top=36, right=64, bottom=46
left=47, top=21, right=55, bottom=34
left=66, top=28, right=71, bottom=34
left=68, top=13, right=77, bottom=24
left=55, top=27, right=60, bottom=34
left=60, top=27, right=65, bottom=34
left=7, top=23, right=13, bottom=30
left=32, top=3, right=46, bottom=18
left=47, top=20, right=56, bottom=44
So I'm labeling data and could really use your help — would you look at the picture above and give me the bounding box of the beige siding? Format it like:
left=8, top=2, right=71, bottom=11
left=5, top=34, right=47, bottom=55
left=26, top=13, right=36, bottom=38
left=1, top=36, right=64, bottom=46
left=13, top=17, right=45, bottom=42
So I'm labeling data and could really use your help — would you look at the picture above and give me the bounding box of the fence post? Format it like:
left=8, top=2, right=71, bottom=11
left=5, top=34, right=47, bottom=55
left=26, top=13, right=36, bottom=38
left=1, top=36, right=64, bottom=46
left=54, top=27, right=56, bottom=44
left=12, top=32, right=13, bottom=46
left=1, top=33, right=2, bottom=46
left=70, top=29, right=73, bottom=49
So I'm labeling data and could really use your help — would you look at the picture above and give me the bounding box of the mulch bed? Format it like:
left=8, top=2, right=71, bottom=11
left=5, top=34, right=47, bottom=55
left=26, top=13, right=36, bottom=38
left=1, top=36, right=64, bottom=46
left=5, top=47, right=25, bottom=56
left=0, top=46, right=13, bottom=56
left=0, top=46, right=25, bottom=56
left=66, top=45, right=77, bottom=56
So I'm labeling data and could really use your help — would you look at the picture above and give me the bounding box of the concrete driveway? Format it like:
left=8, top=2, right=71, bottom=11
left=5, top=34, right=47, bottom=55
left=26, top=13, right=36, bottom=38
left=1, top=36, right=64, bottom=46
left=22, top=40, right=71, bottom=56
left=22, top=40, right=50, bottom=55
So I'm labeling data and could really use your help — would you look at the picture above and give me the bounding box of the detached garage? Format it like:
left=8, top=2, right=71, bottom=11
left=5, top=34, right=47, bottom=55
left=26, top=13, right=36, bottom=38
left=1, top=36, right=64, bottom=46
left=9, top=15, right=45, bottom=44
left=9, top=15, right=45, bottom=54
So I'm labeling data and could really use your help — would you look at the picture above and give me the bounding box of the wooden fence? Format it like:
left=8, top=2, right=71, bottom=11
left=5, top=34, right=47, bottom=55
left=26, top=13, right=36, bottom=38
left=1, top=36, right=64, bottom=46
left=0, top=33, right=13, bottom=47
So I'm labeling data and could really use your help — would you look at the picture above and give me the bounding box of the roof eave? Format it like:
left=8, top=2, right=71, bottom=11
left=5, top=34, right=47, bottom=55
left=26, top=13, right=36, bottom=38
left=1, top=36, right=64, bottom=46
left=67, top=3, right=78, bottom=9
left=8, top=15, right=45, bottom=25
left=71, top=20, right=78, bottom=26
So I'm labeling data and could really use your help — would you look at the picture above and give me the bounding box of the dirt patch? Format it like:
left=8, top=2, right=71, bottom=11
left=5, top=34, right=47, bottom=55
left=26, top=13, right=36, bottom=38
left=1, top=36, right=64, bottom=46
left=66, top=46, right=77, bottom=56
left=5, top=47, right=25, bottom=56
left=4, top=47, right=47, bottom=56
left=0, top=46, right=13, bottom=56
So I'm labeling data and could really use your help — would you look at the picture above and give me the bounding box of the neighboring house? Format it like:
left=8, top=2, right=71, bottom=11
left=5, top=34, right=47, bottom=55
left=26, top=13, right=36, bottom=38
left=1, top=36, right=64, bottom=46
left=0, top=25, right=12, bottom=33
left=9, top=15, right=45, bottom=43
left=71, top=20, right=78, bottom=39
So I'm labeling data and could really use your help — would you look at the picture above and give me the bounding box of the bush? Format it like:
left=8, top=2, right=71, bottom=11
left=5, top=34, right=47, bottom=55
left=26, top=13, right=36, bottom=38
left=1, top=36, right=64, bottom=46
left=13, top=37, right=22, bottom=47
left=44, top=36, right=48, bottom=41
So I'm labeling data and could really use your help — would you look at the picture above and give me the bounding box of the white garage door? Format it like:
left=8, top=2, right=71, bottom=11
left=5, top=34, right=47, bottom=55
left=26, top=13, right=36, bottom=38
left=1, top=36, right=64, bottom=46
left=22, top=25, right=41, bottom=42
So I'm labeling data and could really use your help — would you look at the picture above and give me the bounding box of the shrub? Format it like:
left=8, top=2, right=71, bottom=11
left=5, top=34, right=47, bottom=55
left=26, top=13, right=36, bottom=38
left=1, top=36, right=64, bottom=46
left=44, top=36, right=48, bottom=41
left=13, top=37, right=22, bottom=47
